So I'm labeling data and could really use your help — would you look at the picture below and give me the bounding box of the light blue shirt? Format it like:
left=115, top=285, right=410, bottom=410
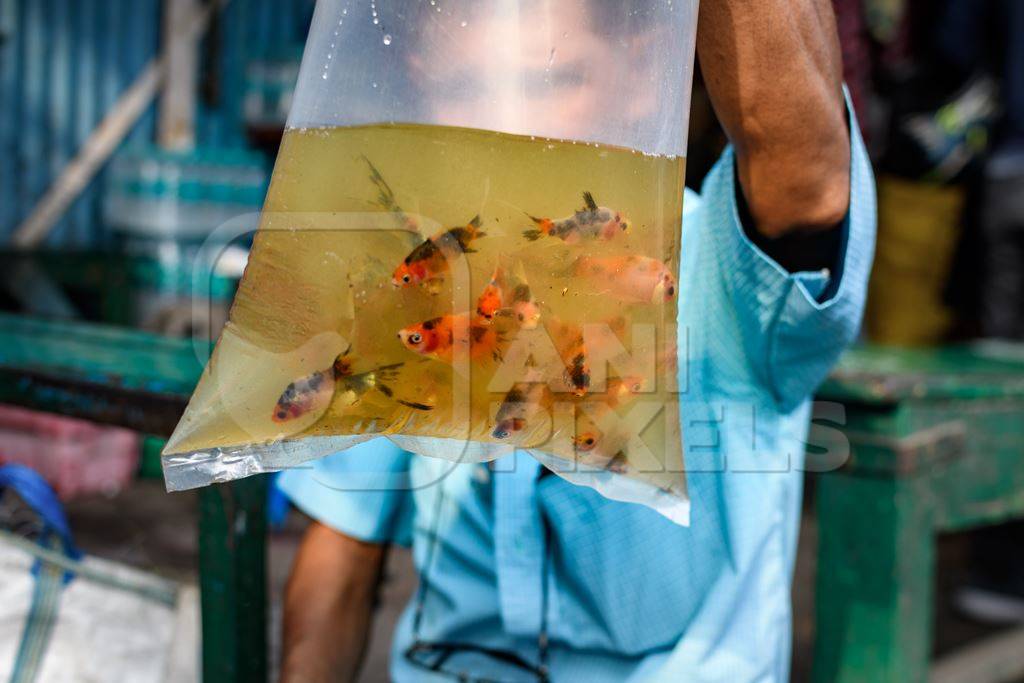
left=278, top=101, right=875, bottom=682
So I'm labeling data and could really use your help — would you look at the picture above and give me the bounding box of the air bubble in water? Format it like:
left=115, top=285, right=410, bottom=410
left=383, top=34, right=392, bottom=45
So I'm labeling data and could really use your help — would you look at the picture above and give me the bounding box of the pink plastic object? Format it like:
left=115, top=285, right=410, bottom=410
left=0, top=404, right=139, bottom=499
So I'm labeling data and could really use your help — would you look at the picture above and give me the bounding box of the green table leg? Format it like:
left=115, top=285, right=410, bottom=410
left=813, top=472, right=935, bottom=683
left=199, top=476, right=269, bottom=683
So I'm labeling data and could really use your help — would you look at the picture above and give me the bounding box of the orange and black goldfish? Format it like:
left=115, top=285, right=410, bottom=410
left=392, top=216, right=486, bottom=289
left=363, top=156, right=418, bottom=233
left=492, top=382, right=551, bottom=440
left=523, top=192, right=629, bottom=243
left=272, top=355, right=431, bottom=423
left=572, top=254, right=676, bottom=303
left=546, top=319, right=590, bottom=397
left=397, top=311, right=501, bottom=363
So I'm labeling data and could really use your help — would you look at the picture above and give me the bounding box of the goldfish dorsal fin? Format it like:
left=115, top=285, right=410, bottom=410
left=582, top=191, right=598, bottom=211
left=468, top=214, right=482, bottom=229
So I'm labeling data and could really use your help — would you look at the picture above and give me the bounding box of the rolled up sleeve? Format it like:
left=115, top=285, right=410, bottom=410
left=276, top=437, right=414, bottom=545
left=702, top=93, right=876, bottom=411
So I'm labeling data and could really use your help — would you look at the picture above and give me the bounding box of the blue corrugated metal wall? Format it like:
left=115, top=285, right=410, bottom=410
left=0, top=0, right=314, bottom=247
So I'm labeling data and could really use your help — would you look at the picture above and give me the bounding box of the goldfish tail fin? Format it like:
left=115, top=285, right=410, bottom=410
left=522, top=229, right=543, bottom=242
left=376, top=383, right=394, bottom=398
left=396, top=398, right=435, bottom=411
left=375, top=362, right=404, bottom=382
left=582, top=191, right=598, bottom=211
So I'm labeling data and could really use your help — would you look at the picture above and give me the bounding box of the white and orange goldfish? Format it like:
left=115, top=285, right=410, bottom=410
left=523, top=192, right=629, bottom=244
left=491, top=382, right=552, bottom=441
left=572, top=254, right=676, bottom=304
left=272, top=353, right=431, bottom=423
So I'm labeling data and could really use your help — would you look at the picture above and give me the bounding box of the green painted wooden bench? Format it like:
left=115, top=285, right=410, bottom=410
left=3, top=312, right=1024, bottom=682
left=814, top=344, right=1024, bottom=683
left=0, top=313, right=267, bottom=683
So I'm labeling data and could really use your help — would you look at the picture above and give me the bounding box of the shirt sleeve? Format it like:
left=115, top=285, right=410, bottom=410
left=701, top=90, right=876, bottom=411
left=276, top=437, right=414, bottom=545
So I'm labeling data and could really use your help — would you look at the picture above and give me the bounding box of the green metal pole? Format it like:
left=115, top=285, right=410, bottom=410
left=199, top=475, right=269, bottom=683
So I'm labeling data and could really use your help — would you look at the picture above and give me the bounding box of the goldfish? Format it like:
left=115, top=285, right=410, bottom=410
left=272, top=353, right=431, bottom=423
left=491, top=382, right=551, bottom=440
left=546, top=319, right=591, bottom=397
left=570, top=375, right=646, bottom=460
left=272, top=365, right=336, bottom=423
left=572, top=433, right=629, bottom=473
left=474, top=261, right=542, bottom=329
left=571, top=421, right=628, bottom=473
left=363, top=156, right=418, bottom=233
left=475, top=266, right=506, bottom=323
left=507, top=261, right=542, bottom=329
left=392, top=215, right=486, bottom=289
left=572, top=254, right=676, bottom=303
left=397, top=312, right=502, bottom=363
left=523, top=192, right=629, bottom=243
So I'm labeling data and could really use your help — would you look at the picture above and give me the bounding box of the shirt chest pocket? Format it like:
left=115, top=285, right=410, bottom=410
left=538, top=480, right=728, bottom=656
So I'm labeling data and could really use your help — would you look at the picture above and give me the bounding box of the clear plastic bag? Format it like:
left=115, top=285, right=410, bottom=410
left=162, top=0, right=699, bottom=524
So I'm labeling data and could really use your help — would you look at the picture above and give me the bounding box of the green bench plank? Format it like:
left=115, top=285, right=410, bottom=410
left=0, top=313, right=266, bottom=683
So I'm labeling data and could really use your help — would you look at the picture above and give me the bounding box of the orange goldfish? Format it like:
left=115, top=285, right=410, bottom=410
left=572, top=254, right=676, bottom=303
left=570, top=375, right=646, bottom=459
left=397, top=312, right=501, bottom=362
left=571, top=433, right=628, bottom=473
left=492, top=382, right=551, bottom=440
left=475, top=266, right=506, bottom=323
left=523, top=192, right=629, bottom=243
left=392, top=216, right=486, bottom=289
left=272, top=354, right=431, bottom=423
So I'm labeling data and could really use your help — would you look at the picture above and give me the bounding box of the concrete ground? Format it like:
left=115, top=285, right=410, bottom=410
left=61, top=477, right=1020, bottom=682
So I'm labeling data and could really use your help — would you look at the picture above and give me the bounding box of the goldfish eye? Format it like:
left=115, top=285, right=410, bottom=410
left=493, top=428, right=509, bottom=439
left=409, top=333, right=422, bottom=344
left=276, top=411, right=287, bottom=420
left=402, top=274, right=412, bottom=283
left=632, top=382, right=643, bottom=393
left=585, top=437, right=595, bottom=446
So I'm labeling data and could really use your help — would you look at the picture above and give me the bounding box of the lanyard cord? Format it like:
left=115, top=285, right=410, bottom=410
left=412, top=478, right=447, bottom=637
left=409, top=466, right=553, bottom=682
left=537, top=507, right=553, bottom=681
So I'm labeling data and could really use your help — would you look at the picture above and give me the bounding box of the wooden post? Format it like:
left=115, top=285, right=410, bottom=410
left=158, top=0, right=200, bottom=149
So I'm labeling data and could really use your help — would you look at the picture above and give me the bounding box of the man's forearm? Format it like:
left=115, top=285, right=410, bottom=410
left=280, top=522, right=387, bottom=683
left=697, top=0, right=850, bottom=237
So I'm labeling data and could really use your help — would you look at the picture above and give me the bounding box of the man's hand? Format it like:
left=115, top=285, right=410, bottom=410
left=280, top=521, right=387, bottom=683
left=697, top=0, right=850, bottom=238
